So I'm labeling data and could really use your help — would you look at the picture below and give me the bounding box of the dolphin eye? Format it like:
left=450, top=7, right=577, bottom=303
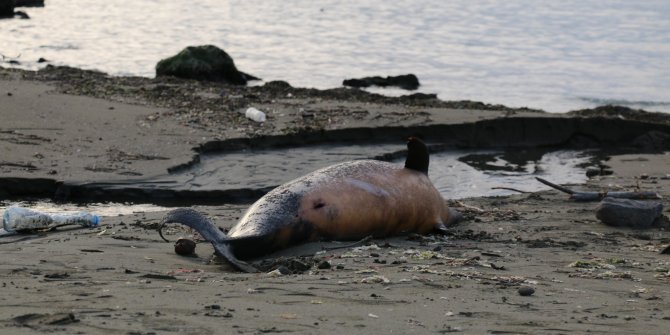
left=313, top=201, right=326, bottom=209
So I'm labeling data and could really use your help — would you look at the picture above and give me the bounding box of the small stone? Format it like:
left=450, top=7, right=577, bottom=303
left=317, top=260, right=331, bottom=269
left=277, top=266, right=291, bottom=275
left=174, top=238, right=196, bottom=255
left=518, top=286, right=535, bottom=296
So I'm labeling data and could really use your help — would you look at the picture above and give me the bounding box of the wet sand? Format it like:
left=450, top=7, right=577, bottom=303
left=1, top=67, right=670, bottom=334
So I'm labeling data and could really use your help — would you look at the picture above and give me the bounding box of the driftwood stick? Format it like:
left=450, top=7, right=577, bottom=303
left=535, top=177, right=574, bottom=194
left=492, top=187, right=529, bottom=194
left=452, top=200, right=485, bottom=213
left=535, top=177, right=662, bottom=202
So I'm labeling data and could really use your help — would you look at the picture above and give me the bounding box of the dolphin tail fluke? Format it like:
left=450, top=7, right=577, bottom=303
left=158, top=208, right=259, bottom=273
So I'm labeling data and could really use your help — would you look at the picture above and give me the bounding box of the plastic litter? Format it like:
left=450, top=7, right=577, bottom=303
left=244, top=107, right=266, bottom=122
left=3, top=206, right=100, bottom=233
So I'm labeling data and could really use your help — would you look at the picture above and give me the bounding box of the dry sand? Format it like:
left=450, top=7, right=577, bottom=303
left=1, top=67, right=669, bottom=334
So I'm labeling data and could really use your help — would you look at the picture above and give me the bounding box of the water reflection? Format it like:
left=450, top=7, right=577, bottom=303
left=186, top=144, right=592, bottom=199
left=1, top=0, right=668, bottom=113
left=430, top=149, right=591, bottom=198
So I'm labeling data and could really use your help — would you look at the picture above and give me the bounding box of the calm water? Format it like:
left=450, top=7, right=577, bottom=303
left=0, top=146, right=589, bottom=220
left=183, top=144, right=591, bottom=199
left=1, top=0, right=669, bottom=113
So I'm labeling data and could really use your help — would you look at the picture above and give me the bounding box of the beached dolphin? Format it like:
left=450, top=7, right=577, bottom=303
left=159, top=137, right=458, bottom=272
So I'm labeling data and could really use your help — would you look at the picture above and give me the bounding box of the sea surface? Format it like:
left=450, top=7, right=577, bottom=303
left=2, top=0, right=669, bottom=113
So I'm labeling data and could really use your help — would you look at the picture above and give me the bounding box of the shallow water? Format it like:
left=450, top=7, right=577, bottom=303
left=0, top=145, right=590, bottom=218
left=181, top=144, right=591, bottom=199
left=2, top=0, right=669, bottom=113
left=430, top=149, right=591, bottom=198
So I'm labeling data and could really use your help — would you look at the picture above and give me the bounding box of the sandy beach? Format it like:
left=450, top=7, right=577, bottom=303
left=1, top=66, right=670, bottom=334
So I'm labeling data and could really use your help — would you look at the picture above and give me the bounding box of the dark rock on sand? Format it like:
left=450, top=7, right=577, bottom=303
left=585, top=165, right=613, bottom=178
left=596, top=197, right=663, bottom=228
left=13, top=9, right=27, bottom=19
left=0, top=0, right=14, bottom=18
left=174, top=238, right=196, bottom=256
left=632, top=130, right=670, bottom=151
left=156, top=45, right=256, bottom=85
left=14, top=0, right=45, bottom=7
left=343, top=74, right=420, bottom=90
left=518, top=286, right=535, bottom=296
left=569, top=105, right=670, bottom=126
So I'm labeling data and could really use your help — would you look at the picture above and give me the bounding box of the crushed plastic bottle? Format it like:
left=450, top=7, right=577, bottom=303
left=244, top=107, right=266, bottom=122
left=2, top=206, right=100, bottom=233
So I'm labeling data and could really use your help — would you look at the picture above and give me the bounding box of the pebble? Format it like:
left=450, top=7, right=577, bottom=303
left=277, top=265, right=291, bottom=275
left=518, top=286, right=535, bottom=296
left=174, top=238, right=196, bottom=255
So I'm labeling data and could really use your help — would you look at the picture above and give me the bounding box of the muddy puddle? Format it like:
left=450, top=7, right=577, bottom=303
left=177, top=144, right=592, bottom=199
left=1, top=144, right=594, bottom=211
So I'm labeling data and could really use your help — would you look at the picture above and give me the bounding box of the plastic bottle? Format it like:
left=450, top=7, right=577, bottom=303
left=2, top=206, right=100, bottom=233
left=244, top=107, right=266, bottom=122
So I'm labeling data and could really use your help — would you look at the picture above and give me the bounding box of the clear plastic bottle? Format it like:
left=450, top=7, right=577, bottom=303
left=2, top=206, right=100, bottom=233
left=244, top=107, right=266, bottom=122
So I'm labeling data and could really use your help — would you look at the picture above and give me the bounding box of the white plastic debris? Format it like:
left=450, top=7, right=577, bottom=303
left=245, top=107, right=266, bottom=122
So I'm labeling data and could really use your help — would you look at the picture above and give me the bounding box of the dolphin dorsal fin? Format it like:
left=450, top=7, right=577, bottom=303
left=404, top=136, right=429, bottom=175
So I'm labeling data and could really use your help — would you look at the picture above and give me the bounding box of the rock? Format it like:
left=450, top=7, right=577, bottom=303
left=174, top=238, right=196, bottom=255
left=276, top=265, right=291, bottom=275
left=14, top=0, right=45, bottom=7
left=632, top=130, right=670, bottom=151
left=596, top=197, right=663, bottom=228
left=343, top=74, right=420, bottom=90
left=585, top=165, right=613, bottom=178
left=0, top=0, right=14, bottom=18
left=156, top=45, right=256, bottom=85
left=14, top=9, right=27, bottom=19
left=518, top=286, right=535, bottom=296
left=317, top=260, right=331, bottom=269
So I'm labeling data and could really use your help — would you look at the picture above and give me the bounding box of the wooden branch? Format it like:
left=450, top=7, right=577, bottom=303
left=535, top=177, right=574, bottom=195
left=492, top=187, right=529, bottom=194
left=535, top=177, right=662, bottom=202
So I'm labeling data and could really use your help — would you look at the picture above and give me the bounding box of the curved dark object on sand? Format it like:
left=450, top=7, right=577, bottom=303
left=159, top=137, right=459, bottom=272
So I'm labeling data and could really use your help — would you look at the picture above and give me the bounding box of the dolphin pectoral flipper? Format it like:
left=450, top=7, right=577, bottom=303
left=159, top=208, right=259, bottom=273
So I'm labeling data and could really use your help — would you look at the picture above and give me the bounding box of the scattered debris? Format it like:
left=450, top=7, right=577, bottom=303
left=536, top=177, right=661, bottom=201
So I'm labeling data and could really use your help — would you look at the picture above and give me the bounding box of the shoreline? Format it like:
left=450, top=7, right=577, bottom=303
left=1, top=65, right=670, bottom=334
left=2, top=66, right=670, bottom=204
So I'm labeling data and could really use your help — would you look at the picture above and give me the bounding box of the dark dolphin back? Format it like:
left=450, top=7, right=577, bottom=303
left=226, top=175, right=317, bottom=258
left=228, top=180, right=304, bottom=238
